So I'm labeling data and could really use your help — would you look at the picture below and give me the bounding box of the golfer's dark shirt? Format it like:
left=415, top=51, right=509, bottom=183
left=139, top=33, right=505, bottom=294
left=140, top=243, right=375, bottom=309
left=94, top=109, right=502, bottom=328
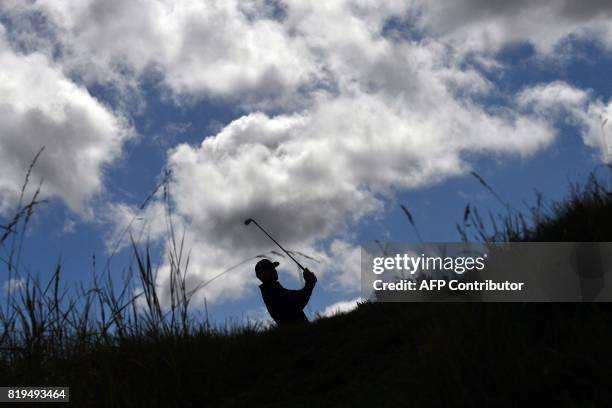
left=259, top=280, right=316, bottom=326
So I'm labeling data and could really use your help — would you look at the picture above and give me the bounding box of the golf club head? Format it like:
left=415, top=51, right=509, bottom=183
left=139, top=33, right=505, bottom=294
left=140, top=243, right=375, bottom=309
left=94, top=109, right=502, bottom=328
left=244, top=218, right=254, bottom=226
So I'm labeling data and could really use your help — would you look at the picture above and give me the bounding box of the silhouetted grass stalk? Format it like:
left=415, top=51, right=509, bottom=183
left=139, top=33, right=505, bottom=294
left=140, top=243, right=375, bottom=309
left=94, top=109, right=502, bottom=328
left=453, top=170, right=611, bottom=242
left=0, top=153, right=265, bottom=371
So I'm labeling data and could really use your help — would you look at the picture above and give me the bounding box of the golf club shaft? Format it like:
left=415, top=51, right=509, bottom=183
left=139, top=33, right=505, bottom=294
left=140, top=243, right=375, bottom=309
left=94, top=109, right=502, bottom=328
left=252, top=221, right=306, bottom=271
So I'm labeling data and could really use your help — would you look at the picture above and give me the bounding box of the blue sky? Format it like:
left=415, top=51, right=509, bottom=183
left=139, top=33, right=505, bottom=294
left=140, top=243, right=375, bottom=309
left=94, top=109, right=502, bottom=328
left=1, top=1, right=612, bottom=322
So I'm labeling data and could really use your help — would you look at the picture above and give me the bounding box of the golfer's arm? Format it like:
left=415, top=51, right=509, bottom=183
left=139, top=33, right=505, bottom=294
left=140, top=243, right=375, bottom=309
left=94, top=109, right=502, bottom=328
left=290, top=281, right=315, bottom=310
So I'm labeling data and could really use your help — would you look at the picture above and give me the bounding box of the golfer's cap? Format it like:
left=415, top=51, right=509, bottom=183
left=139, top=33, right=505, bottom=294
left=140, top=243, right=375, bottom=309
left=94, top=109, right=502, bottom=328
left=255, top=258, right=279, bottom=274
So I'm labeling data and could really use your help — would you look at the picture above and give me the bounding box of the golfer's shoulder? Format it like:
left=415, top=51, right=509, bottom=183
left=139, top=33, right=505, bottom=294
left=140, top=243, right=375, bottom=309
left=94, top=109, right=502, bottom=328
left=260, top=281, right=284, bottom=294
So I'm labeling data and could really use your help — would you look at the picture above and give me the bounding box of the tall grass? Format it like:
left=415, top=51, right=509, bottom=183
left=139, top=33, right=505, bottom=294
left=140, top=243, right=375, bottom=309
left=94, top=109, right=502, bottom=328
left=465, top=169, right=611, bottom=242
left=401, top=168, right=612, bottom=243
left=0, top=153, right=264, bottom=380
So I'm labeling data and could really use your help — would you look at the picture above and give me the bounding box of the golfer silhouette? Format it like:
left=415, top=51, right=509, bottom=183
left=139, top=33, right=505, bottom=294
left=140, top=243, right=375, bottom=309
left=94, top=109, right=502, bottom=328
left=255, top=259, right=317, bottom=326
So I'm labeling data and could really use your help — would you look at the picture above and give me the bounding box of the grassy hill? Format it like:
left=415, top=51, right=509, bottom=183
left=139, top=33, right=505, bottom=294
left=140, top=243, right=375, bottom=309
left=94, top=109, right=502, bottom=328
left=3, top=303, right=612, bottom=407
left=1, top=172, right=612, bottom=407
left=7, top=302, right=612, bottom=407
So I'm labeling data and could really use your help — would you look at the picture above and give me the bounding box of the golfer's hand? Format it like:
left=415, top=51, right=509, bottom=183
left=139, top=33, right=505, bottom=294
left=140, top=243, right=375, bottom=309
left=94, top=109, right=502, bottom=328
left=303, top=268, right=317, bottom=284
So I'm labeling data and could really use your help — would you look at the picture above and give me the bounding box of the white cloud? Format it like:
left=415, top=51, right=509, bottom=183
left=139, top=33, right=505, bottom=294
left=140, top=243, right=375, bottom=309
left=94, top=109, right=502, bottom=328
left=160, top=84, right=559, bottom=302
left=320, top=240, right=363, bottom=292
left=2, top=278, right=25, bottom=294
left=102, top=200, right=169, bottom=254
left=4, top=0, right=612, bottom=103
left=0, top=25, right=132, bottom=216
left=517, top=81, right=612, bottom=160
left=62, top=218, right=77, bottom=234
left=6, top=0, right=319, bottom=108
left=319, top=297, right=363, bottom=317
left=3, top=1, right=612, bottom=306
left=518, top=81, right=591, bottom=111
left=244, top=306, right=275, bottom=328
left=417, top=0, right=612, bottom=54
left=116, top=1, right=612, bottom=305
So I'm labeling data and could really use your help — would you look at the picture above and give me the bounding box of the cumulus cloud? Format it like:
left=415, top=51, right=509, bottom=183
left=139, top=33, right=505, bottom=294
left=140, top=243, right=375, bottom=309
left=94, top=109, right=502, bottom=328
left=102, top=200, right=169, bottom=253
left=115, top=1, right=612, bottom=305
left=319, top=297, right=364, bottom=317
left=415, top=0, right=612, bottom=54
left=0, top=26, right=132, bottom=216
left=161, top=85, right=559, bottom=302
left=4, top=0, right=612, bottom=101
left=3, top=1, right=612, bottom=305
left=517, top=81, right=612, bottom=159
left=3, top=0, right=319, bottom=108
left=323, top=240, right=363, bottom=292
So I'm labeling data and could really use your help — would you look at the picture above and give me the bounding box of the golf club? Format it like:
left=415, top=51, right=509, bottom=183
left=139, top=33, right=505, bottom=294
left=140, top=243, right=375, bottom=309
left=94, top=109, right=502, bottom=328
left=244, top=218, right=306, bottom=271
